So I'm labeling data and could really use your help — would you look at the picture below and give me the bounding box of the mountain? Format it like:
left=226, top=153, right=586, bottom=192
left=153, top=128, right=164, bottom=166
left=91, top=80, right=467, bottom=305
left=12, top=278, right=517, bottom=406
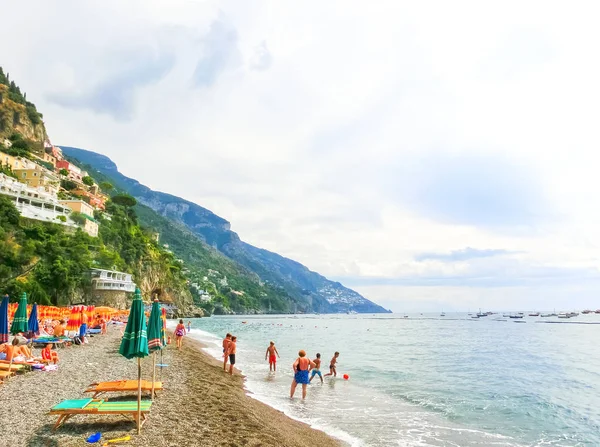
left=60, top=146, right=390, bottom=314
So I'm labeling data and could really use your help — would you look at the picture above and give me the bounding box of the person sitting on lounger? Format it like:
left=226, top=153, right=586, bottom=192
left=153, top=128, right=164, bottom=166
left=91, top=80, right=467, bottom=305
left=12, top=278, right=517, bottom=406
left=41, top=343, right=59, bottom=364
left=54, top=320, right=66, bottom=337
left=3, top=338, right=32, bottom=361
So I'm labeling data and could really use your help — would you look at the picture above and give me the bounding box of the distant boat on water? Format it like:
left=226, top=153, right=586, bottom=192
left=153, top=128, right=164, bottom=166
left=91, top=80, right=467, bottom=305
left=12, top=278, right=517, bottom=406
left=582, top=309, right=592, bottom=314
left=502, top=313, right=511, bottom=317
left=476, top=308, right=488, bottom=317
left=509, top=314, right=524, bottom=319
left=540, top=313, right=554, bottom=317
left=529, top=312, right=540, bottom=317
left=440, top=312, right=446, bottom=317
left=596, top=309, right=600, bottom=314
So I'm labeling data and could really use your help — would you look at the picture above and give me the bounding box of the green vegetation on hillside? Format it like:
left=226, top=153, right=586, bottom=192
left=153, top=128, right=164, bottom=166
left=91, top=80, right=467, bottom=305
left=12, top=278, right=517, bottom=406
left=0, top=194, right=188, bottom=306
left=0, top=67, right=42, bottom=124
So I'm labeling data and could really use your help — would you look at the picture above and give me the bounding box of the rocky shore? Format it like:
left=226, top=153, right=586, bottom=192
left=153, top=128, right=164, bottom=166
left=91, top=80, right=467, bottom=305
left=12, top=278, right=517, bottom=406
left=0, top=326, right=342, bottom=447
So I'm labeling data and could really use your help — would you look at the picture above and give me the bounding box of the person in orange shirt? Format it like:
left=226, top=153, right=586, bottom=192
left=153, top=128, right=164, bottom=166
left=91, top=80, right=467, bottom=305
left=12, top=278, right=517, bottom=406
left=41, top=343, right=59, bottom=364
left=225, top=336, right=237, bottom=375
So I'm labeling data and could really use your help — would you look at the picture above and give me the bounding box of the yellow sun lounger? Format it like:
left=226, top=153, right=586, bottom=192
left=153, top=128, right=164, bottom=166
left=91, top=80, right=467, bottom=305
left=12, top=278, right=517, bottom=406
left=84, top=380, right=163, bottom=398
left=49, top=398, right=152, bottom=430
left=0, top=363, right=27, bottom=372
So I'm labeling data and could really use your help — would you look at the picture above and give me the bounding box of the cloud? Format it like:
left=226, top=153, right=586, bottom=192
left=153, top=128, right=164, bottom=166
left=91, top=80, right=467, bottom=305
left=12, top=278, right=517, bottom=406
left=48, top=48, right=175, bottom=120
left=390, top=153, right=548, bottom=230
left=192, top=15, right=241, bottom=87
left=415, top=247, right=519, bottom=262
left=249, top=41, right=273, bottom=71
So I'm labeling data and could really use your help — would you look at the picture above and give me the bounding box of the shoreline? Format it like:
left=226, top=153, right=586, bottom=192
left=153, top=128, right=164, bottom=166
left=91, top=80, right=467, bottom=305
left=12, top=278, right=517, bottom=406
left=0, top=326, right=343, bottom=447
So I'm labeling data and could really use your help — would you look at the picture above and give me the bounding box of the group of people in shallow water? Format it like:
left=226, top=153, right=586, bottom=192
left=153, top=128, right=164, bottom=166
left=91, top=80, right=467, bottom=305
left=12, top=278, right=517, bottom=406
left=173, top=322, right=341, bottom=399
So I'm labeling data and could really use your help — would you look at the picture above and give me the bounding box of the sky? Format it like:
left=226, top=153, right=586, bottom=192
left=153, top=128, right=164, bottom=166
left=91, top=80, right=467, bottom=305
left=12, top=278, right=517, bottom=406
left=3, top=1, right=600, bottom=312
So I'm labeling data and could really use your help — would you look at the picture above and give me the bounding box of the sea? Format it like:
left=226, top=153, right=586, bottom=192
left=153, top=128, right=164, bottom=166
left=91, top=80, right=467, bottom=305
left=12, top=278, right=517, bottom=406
left=171, top=313, right=600, bottom=446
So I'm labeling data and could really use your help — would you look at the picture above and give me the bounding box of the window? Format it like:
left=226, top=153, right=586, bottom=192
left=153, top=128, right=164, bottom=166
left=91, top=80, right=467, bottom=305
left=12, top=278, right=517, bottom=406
left=22, top=173, right=26, bottom=178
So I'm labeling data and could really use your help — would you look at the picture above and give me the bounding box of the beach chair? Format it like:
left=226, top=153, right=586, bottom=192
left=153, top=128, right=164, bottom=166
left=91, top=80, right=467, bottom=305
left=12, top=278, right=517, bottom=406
left=84, top=380, right=163, bottom=398
left=0, top=363, right=27, bottom=372
left=0, top=370, right=15, bottom=380
left=49, top=398, right=152, bottom=430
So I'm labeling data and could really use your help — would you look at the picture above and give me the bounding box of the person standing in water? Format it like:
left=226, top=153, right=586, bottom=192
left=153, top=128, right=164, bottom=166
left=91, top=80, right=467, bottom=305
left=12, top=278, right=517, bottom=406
left=309, top=353, right=323, bottom=383
left=265, top=341, right=280, bottom=372
left=226, top=336, right=237, bottom=375
left=324, top=351, right=339, bottom=378
left=222, top=333, right=232, bottom=372
left=187, top=321, right=191, bottom=333
left=290, top=350, right=316, bottom=399
left=174, top=319, right=186, bottom=350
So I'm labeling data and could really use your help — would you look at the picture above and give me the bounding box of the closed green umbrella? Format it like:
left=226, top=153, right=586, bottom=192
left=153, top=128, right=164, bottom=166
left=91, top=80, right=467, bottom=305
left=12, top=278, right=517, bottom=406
left=10, top=292, right=28, bottom=335
left=147, top=299, right=163, bottom=401
left=118, top=288, right=149, bottom=434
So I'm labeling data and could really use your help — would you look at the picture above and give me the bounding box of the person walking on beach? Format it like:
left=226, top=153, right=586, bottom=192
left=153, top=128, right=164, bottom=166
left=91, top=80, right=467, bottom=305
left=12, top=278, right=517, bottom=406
left=226, top=336, right=237, bottom=375
left=324, top=351, right=339, bottom=378
left=187, top=321, right=191, bottom=333
left=222, top=333, right=232, bottom=371
left=174, top=319, right=186, bottom=350
left=290, top=350, right=315, bottom=399
left=309, top=353, right=323, bottom=383
left=265, top=341, right=280, bottom=372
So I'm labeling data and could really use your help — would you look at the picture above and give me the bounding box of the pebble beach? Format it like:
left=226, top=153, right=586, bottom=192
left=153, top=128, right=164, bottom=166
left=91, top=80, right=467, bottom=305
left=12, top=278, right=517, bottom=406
left=0, top=326, right=342, bottom=447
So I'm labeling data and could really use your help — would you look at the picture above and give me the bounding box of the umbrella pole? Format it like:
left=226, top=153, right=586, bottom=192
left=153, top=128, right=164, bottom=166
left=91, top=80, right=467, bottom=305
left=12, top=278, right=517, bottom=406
left=151, top=352, right=156, bottom=401
left=137, top=357, right=142, bottom=434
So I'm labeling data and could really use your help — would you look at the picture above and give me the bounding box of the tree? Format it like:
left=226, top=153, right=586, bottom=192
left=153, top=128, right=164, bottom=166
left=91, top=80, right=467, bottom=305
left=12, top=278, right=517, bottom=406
left=70, top=212, right=87, bottom=226
left=59, top=168, right=69, bottom=177
left=99, top=181, right=113, bottom=192
left=111, top=194, right=137, bottom=207
left=60, top=179, right=77, bottom=191
left=82, top=176, right=94, bottom=186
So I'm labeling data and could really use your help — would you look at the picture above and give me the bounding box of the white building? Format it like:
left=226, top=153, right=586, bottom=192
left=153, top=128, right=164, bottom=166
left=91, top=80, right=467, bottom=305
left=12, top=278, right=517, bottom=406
left=90, top=269, right=136, bottom=293
left=0, top=173, right=76, bottom=228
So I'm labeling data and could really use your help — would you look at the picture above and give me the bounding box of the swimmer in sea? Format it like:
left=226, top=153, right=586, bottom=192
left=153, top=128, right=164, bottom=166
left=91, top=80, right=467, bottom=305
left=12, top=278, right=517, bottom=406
left=265, top=341, right=280, bottom=372
left=309, top=353, right=323, bottom=384
left=324, top=351, right=339, bottom=378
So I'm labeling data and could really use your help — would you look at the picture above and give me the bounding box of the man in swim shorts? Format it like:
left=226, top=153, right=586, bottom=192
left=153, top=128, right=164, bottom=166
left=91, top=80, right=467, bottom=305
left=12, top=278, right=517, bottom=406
left=291, top=350, right=316, bottom=399
left=222, top=333, right=231, bottom=372
left=324, top=351, right=339, bottom=378
left=227, top=336, right=237, bottom=375
left=309, top=353, right=323, bottom=383
left=265, top=341, right=280, bottom=372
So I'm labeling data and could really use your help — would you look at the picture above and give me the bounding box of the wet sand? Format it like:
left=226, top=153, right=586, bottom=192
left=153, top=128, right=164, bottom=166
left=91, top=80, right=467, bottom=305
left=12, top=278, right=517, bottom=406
left=0, top=327, right=343, bottom=447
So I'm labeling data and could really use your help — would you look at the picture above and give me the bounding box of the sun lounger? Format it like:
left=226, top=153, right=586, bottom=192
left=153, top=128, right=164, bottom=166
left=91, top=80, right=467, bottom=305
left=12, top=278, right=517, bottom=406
left=84, top=380, right=163, bottom=398
left=0, top=363, right=27, bottom=372
left=49, top=398, right=152, bottom=430
left=0, top=370, right=15, bottom=380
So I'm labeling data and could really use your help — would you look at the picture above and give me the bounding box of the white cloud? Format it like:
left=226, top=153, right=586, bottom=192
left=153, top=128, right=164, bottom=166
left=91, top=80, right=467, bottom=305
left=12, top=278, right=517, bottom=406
left=3, top=0, right=600, bottom=310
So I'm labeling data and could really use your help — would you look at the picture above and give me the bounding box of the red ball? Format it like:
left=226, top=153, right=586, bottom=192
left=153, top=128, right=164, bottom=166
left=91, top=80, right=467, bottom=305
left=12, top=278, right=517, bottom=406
left=343, top=374, right=349, bottom=380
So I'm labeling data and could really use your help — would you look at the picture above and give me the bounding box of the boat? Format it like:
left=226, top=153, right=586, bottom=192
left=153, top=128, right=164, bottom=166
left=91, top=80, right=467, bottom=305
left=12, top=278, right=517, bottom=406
left=582, top=309, right=592, bottom=314
left=509, top=314, right=523, bottom=319
left=403, top=315, right=408, bottom=319
left=440, top=312, right=446, bottom=317
left=558, top=313, right=570, bottom=319
left=567, top=312, right=578, bottom=317
left=540, top=313, right=554, bottom=317
left=529, top=312, right=540, bottom=317
left=502, top=313, right=511, bottom=317
left=471, top=315, right=480, bottom=318
left=595, top=309, right=600, bottom=314
left=476, top=308, right=488, bottom=317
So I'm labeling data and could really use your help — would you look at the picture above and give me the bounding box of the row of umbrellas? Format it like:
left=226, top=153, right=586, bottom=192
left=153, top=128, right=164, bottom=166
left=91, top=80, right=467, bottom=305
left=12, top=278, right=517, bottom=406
left=0, top=294, right=130, bottom=343
left=119, top=288, right=167, bottom=434
left=1, top=293, right=40, bottom=341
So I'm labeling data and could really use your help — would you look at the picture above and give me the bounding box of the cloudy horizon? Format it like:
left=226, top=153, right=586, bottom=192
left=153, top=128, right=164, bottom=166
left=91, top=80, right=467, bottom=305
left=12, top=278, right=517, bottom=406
left=3, top=1, right=600, bottom=312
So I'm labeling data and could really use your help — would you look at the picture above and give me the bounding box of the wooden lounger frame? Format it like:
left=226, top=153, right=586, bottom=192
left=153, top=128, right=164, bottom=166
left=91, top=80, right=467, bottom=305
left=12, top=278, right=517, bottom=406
left=49, top=400, right=151, bottom=430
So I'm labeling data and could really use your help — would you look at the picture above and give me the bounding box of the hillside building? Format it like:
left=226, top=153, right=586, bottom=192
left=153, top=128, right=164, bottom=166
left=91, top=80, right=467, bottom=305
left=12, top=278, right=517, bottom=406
left=0, top=173, right=76, bottom=228
left=13, top=165, right=59, bottom=194
left=89, top=268, right=136, bottom=308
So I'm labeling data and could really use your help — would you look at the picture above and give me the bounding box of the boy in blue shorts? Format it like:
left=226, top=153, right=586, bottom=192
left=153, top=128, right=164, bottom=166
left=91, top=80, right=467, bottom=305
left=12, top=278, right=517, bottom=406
left=309, top=353, right=323, bottom=383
